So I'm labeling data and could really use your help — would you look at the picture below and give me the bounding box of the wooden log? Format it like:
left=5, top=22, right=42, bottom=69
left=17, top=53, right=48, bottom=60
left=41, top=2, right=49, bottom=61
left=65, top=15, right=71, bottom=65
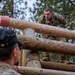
left=0, top=16, right=75, bottom=39
left=18, top=50, right=22, bottom=66
left=23, top=28, right=41, bottom=68
left=17, top=35, right=75, bottom=56
left=17, top=66, right=75, bottom=75
left=41, top=61, right=75, bottom=72
left=21, top=49, right=26, bottom=66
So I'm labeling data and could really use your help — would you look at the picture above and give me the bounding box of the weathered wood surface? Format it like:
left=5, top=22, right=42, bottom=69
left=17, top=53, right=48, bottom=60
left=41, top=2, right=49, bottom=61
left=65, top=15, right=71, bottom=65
left=23, top=28, right=41, bottom=68
left=41, top=61, right=75, bottom=72
left=0, top=16, right=75, bottom=39
left=17, top=35, right=75, bottom=56
left=18, top=50, right=22, bottom=66
left=18, top=66, right=75, bottom=75
left=21, top=49, right=26, bottom=66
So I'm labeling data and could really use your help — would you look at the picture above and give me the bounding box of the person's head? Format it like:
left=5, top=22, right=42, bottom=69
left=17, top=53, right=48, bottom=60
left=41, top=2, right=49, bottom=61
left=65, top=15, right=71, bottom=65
left=0, top=28, right=24, bottom=64
left=44, top=7, right=53, bottom=20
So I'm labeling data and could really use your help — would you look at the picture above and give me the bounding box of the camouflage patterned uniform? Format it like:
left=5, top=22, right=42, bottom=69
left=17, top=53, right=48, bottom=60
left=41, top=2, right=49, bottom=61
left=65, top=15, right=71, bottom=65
left=38, top=12, right=69, bottom=28
left=38, top=12, right=70, bottom=63
left=0, top=62, right=21, bottom=75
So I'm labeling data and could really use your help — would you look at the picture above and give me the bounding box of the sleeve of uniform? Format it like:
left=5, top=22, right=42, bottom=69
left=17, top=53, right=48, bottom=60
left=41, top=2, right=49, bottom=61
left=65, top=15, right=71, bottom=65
left=37, top=15, right=44, bottom=38
left=56, top=13, right=70, bottom=28
left=1, top=72, right=21, bottom=75
left=0, top=69, right=22, bottom=75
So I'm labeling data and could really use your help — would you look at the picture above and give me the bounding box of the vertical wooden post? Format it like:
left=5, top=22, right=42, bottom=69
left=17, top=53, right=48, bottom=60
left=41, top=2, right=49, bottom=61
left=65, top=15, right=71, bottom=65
left=22, top=28, right=41, bottom=68
left=18, top=50, right=22, bottom=66
left=21, top=49, right=26, bottom=66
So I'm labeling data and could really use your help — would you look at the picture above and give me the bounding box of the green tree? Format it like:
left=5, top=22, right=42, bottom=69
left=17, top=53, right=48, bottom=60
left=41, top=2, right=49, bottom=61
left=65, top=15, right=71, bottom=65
left=0, top=0, right=28, bottom=19
left=29, top=0, right=75, bottom=23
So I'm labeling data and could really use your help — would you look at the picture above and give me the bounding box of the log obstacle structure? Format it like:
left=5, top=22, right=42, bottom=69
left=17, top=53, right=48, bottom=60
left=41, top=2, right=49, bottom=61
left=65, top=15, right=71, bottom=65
left=22, top=28, right=41, bottom=67
left=41, top=61, right=75, bottom=72
left=17, top=34, right=75, bottom=56
left=0, top=16, right=75, bottom=39
left=17, top=66, right=75, bottom=75
left=0, top=16, right=75, bottom=74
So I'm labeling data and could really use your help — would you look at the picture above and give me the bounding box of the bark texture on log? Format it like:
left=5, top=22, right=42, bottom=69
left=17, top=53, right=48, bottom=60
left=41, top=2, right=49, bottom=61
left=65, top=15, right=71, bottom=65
left=0, top=16, right=75, bottom=39
left=41, top=61, right=75, bottom=72
left=18, top=66, right=75, bottom=75
left=9, top=18, right=75, bottom=39
left=17, top=35, right=75, bottom=56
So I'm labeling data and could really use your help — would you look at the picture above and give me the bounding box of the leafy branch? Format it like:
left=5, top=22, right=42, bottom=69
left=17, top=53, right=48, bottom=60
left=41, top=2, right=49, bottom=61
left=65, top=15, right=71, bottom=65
left=68, top=0, right=75, bottom=6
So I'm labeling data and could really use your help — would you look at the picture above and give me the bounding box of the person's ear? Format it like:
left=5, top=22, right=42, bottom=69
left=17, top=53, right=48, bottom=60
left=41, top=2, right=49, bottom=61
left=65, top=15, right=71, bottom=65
left=12, top=48, right=17, bottom=57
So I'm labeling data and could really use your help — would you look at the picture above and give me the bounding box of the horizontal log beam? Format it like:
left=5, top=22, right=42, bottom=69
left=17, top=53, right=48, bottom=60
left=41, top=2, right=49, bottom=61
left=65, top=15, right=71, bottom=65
left=41, top=61, right=75, bottom=72
left=0, top=16, right=75, bottom=39
left=18, top=66, right=75, bottom=75
left=17, top=35, right=75, bottom=56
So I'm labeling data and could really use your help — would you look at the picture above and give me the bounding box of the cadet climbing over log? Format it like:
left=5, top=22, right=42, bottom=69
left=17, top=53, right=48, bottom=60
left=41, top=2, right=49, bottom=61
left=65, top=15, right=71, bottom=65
left=37, top=7, right=71, bottom=63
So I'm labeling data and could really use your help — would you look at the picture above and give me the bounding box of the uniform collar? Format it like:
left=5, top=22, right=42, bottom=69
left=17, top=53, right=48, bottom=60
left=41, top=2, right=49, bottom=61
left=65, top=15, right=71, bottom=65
left=0, top=61, right=13, bottom=69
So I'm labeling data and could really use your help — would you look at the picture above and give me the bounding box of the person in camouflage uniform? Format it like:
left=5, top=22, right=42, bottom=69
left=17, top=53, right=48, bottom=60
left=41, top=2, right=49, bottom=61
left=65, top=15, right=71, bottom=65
left=38, top=7, right=70, bottom=63
left=0, top=28, right=23, bottom=75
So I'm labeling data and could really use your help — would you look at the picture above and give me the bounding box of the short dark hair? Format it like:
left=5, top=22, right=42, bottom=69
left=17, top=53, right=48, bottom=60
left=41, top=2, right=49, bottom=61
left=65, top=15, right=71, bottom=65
left=0, top=44, right=18, bottom=61
left=44, top=7, right=52, bottom=13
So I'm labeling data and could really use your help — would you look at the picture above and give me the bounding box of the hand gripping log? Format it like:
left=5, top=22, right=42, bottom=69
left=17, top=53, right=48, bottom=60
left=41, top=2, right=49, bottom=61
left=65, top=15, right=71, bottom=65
left=0, top=16, right=75, bottom=39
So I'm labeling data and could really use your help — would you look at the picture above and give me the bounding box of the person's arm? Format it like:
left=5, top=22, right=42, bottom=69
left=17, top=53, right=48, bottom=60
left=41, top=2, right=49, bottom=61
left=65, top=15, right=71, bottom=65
left=37, top=15, right=44, bottom=23
left=37, top=15, right=44, bottom=38
left=56, top=13, right=70, bottom=29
